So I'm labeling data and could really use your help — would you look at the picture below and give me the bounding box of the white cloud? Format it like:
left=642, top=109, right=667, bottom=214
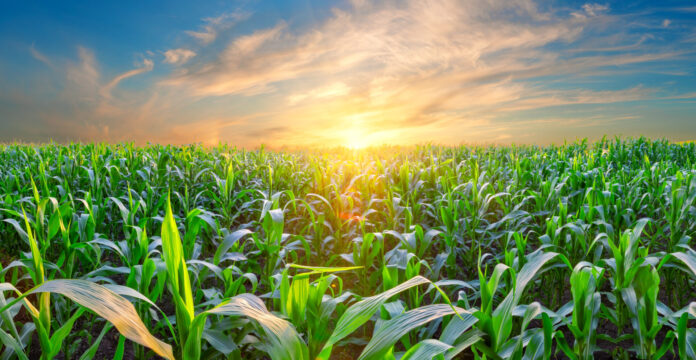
left=7, top=0, right=695, bottom=147
left=229, top=23, right=285, bottom=56
left=186, top=11, right=249, bottom=44
left=163, top=48, right=196, bottom=64
left=29, top=44, right=52, bottom=67
left=572, top=3, right=609, bottom=19
left=153, top=0, right=696, bottom=146
left=101, top=58, right=154, bottom=98
left=583, top=3, right=609, bottom=17
left=165, top=0, right=583, bottom=97
left=288, top=82, right=351, bottom=105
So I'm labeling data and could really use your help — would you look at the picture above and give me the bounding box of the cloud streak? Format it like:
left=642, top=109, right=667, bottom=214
left=101, top=58, right=154, bottom=98
left=185, top=11, right=249, bottom=44
left=29, top=44, right=52, bottom=67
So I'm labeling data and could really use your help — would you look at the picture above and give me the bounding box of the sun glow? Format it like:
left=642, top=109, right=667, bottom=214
left=340, top=113, right=374, bottom=149
left=343, top=128, right=369, bottom=149
left=346, top=137, right=368, bottom=150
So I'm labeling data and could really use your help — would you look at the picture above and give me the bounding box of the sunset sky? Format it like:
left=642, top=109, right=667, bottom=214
left=1, top=0, right=695, bottom=147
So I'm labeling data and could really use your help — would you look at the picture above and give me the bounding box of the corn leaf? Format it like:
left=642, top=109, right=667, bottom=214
left=359, top=304, right=470, bottom=360
left=27, top=279, right=174, bottom=360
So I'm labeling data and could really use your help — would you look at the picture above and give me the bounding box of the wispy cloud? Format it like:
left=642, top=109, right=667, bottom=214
left=1, top=46, right=162, bottom=143
left=185, top=11, right=249, bottom=45
left=101, top=58, right=153, bottom=98
left=163, top=49, right=196, bottom=64
left=155, top=0, right=695, bottom=146
left=3, top=0, right=696, bottom=146
left=287, top=82, right=350, bottom=105
left=577, top=3, right=609, bottom=18
left=29, top=44, right=52, bottom=67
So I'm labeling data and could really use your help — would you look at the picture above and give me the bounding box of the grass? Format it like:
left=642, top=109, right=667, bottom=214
left=0, top=137, right=694, bottom=359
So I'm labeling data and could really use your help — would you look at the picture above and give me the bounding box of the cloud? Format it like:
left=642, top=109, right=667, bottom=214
left=500, top=87, right=654, bottom=112
left=66, top=46, right=100, bottom=98
left=582, top=3, right=609, bottom=17
left=100, top=58, right=154, bottom=98
left=186, top=30, right=215, bottom=44
left=571, top=3, right=609, bottom=19
left=230, top=22, right=285, bottom=55
left=287, top=82, right=350, bottom=105
left=165, top=0, right=582, bottom=97
left=185, top=11, right=249, bottom=44
left=1, top=46, right=166, bottom=143
left=3, top=0, right=695, bottom=147
left=29, top=44, right=52, bottom=67
left=163, top=49, right=196, bottom=64
left=156, top=0, right=696, bottom=147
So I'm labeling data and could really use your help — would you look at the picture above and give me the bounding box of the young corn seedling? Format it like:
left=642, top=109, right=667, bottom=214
left=555, top=262, right=604, bottom=360
left=623, top=265, right=675, bottom=359
left=315, top=275, right=461, bottom=360
left=279, top=264, right=360, bottom=358
left=601, top=218, right=654, bottom=336
left=472, top=249, right=568, bottom=359
left=341, top=231, right=384, bottom=295
left=385, top=225, right=441, bottom=261
left=660, top=246, right=696, bottom=358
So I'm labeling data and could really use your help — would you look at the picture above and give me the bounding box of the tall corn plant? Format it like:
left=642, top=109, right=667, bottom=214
left=0, top=209, right=173, bottom=360
left=160, top=195, right=306, bottom=360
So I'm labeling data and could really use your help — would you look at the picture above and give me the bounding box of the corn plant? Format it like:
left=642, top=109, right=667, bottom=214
left=471, top=249, right=567, bottom=359
left=623, top=265, right=675, bottom=359
left=278, top=264, right=359, bottom=358
left=0, top=209, right=173, bottom=359
left=555, top=262, right=604, bottom=360
left=600, top=218, right=653, bottom=335
left=160, top=195, right=305, bottom=359
left=0, top=139, right=694, bottom=359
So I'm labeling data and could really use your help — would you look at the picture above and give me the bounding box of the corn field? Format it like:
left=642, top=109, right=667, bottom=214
left=0, top=137, right=695, bottom=359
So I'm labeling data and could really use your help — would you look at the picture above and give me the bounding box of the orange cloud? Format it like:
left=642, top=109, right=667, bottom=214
left=6, top=0, right=695, bottom=147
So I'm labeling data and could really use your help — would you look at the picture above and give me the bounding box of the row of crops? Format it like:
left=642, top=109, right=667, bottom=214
left=0, top=138, right=695, bottom=359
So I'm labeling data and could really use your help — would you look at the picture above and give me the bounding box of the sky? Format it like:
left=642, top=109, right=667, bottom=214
left=0, top=0, right=695, bottom=148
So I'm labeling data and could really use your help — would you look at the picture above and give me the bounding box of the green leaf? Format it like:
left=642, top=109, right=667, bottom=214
left=25, top=279, right=174, bottom=360
left=400, top=339, right=452, bottom=360
left=79, top=323, right=113, bottom=360
left=194, top=293, right=307, bottom=360
left=318, top=275, right=431, bottom=359
left=113, top=335, right=126, bottom=360
left=554, top=331, right=579, bottom=360
left=359, top=304, right=470, bottom=360
left=214, top=229, right=253, bottom=265
left=440, top=312, right=479, bottom=345
left=47, top=308, right=86, bottom=358
left=678, top=312, right=687, bottom=359
left=161, top=195, right=195, bottom=321
left=0, top=328, right=29, bottom=360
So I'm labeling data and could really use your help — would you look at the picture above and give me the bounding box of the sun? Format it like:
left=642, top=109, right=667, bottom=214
left=346, top=137, right=368, bottom=150
left=343, top=129, right=369, bottom=149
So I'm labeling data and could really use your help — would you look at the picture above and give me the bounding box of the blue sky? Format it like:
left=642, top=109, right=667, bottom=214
left=1, top=0, right=695, bottom=147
